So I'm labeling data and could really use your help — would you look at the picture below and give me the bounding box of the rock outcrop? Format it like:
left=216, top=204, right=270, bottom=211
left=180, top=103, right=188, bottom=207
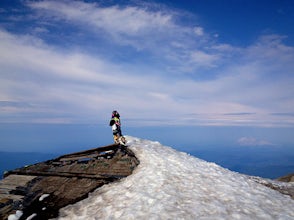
left=0, top=144, right=139, bottom=220
left=277, top=173, right=294, bottom=183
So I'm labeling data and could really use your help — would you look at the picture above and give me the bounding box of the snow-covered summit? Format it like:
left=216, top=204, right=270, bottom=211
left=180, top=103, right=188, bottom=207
left=57, top=136, right=294, bottom=219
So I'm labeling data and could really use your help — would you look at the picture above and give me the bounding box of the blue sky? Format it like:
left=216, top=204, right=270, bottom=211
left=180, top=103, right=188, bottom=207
left=0, top=0, right=294, bottom=151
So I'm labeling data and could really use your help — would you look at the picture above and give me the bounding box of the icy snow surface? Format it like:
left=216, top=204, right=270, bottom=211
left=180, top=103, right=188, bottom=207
left=56, top=136, right=294, bottom=220
left=7, top=210, right=23, bottom=220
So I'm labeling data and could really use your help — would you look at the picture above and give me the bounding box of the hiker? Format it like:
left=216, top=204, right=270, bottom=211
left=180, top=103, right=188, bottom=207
left=109, top=110, right=126, bottom=145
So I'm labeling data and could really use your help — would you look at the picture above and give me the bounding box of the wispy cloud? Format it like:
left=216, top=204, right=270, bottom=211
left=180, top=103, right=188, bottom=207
left=27, top=0, right=174, bottom=38
left=271, top=113, right=294, bottom=117
left=0, top=1, right=293, bottom=126
left=193, top=26, right=204, bottom=36
left=189, top=50, right=219, bottom=67
left=25, top=0, right=216, bottom=72
left=25, top=1, right=174, bottom=46
left=224, top=113, right=256, bottom=116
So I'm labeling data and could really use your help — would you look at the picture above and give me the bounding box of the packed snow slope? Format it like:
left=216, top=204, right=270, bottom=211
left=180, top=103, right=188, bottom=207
left=57, top=136, right=294, bottom=220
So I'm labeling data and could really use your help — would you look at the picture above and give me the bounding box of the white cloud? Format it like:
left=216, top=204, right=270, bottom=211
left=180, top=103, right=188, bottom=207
left=0, top=28, right=184, bottom=124
left=0, top=1, right=294, bottom=127
left=237, top=137, right=275, bottom=146
left=194, top=26, right=204, bottom=36
left=148, top=92, right=170, bottom=101
left=1, top=25, right=294, bottom=126
left=25, top=0, right=215, bottom=71
left=189, top=50, right=219, bottom=67
left=26, top=1, right=175, bottom=42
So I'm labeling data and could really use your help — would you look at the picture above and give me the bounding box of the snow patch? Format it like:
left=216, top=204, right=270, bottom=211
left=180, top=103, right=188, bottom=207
left=26, top=213, right=37, bottom=220
left=56, top=136, right=294, bottom=219
left=39, top=193, right=50, bottom=201
left=8, top=210, right=23, bottom=220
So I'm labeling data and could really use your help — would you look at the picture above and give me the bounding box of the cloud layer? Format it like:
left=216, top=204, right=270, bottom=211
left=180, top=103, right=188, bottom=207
left=0, top=0, right=294, bottom=126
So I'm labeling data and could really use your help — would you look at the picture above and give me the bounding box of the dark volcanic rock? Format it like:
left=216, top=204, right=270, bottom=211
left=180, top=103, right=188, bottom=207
left=0, top=144, right=139, bottom=220
left=276, top=173, right=294, bottom=183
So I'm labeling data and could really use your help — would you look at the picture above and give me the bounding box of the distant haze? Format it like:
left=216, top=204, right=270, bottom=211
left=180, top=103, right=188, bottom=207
left=1, top=124, right=293, bottom=179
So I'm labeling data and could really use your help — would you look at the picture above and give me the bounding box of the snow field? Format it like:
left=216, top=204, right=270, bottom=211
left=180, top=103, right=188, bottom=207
left=56, top=136, right=294, bottom=220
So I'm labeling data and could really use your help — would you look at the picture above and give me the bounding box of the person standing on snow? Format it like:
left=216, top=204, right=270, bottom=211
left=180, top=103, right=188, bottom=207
left=109, top=110, right=126, bottom=145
